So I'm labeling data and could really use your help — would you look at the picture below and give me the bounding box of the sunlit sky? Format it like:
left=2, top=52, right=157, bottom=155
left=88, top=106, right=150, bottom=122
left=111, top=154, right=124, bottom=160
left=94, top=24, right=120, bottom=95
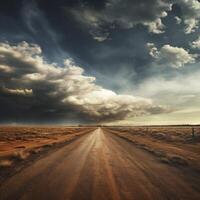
left=0, top=0, right=200, bottom=125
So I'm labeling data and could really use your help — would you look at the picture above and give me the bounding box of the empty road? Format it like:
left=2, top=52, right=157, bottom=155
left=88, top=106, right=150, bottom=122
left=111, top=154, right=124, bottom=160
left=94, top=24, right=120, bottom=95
left=0, top=128, right=200, bottom=200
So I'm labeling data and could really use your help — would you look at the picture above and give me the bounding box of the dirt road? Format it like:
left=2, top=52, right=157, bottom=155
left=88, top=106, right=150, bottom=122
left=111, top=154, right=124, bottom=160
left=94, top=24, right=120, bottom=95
left=1, top=128, right=200, bottom=200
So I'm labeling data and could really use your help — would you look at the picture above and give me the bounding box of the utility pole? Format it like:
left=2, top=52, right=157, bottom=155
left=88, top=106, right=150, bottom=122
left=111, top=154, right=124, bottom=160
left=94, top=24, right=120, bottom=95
left=192, top=127, right=195, bottom=138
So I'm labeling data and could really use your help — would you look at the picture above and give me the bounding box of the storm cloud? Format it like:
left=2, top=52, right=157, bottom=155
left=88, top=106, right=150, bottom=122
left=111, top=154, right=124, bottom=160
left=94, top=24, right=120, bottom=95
left=0, top=41, right=168, bottom=123
left=0, top=0, right=200, bottom=124
left=68, top=0, right=172, bottom=40
left=175, top=0, right=200, bottom=34
left=68, top=0, right=200, bottom=41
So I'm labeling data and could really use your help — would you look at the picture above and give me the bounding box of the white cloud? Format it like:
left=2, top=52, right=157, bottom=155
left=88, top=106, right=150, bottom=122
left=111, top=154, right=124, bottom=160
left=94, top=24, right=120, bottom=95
left=175, top=0, right=200, bottom=34
left=62, top=88, right=161, bottom=120
left=144, top=18, right=166, bottom=34
left=147, top=43, right=196, bottom=68
left=1, top=87, right=33, bottom=96
left=0, top=41, right=168, bottom=122
left=147, top=43, right=159, bottom=58
left=92, top=35, right=109, bottom=42
left=0, top=65, right=13, bottom=73
left=191, top=37, right=200, bottom=49
left=134, top=71, right=200, bottom=112
left=174, top=16, right=182, bottom=24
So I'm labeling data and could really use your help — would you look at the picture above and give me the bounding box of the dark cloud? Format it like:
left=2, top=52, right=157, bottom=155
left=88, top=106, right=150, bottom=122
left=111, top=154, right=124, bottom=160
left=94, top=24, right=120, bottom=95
left=66, top=0, right=200, bottom=40
left=0, top=41, right=168, bottom=123
left=67, top=0, right=172, bottom=41
left=0, top=0, right=200, bottom=124
left=174, top=0, right=200, bottom=34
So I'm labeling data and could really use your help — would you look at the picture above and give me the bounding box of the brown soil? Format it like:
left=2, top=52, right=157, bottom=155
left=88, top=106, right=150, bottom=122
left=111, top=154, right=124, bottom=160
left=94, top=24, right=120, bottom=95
left=0, top=127, right=200, bottom=200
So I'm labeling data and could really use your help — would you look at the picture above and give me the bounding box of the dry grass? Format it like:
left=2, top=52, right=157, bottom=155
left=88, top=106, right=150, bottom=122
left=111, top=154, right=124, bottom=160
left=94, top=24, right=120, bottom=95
left=0, top=159, right=13, bottom=168
left=11, top=150, right=30, bottom=161
left=105, top=126, right=200, bottom=170
left=0, top=126, right=94, bottom=174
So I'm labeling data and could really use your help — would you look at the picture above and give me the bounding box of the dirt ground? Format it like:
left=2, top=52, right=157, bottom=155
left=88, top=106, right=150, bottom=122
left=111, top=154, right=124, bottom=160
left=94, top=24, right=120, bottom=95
left=0, top=126, right=200, bottom=200
left=0, top=126, right=94, bottom=181
left=105, top=126, right=200, bottom=172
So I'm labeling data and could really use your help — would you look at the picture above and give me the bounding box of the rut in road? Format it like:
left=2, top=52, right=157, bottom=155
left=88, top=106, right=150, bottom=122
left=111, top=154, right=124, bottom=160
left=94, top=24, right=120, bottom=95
left=0, top=128, right=200, bottom=200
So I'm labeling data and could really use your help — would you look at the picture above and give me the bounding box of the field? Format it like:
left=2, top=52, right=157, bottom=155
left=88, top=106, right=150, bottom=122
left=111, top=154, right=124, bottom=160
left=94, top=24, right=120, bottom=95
left=0, top=126, right=94, bottom=182
left=105, top=126, right=200, bottom=170
left=0, top=126, right=200, bottom=200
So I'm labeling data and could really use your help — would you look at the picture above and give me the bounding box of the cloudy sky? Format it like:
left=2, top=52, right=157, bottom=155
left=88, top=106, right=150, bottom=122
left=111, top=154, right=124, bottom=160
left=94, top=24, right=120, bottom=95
left=0, top=0, right=200, bottom=125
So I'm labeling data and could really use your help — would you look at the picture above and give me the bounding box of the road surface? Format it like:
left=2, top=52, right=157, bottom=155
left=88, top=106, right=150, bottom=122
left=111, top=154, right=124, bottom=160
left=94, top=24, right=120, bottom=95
left=0, top=128, right=200, bottom=200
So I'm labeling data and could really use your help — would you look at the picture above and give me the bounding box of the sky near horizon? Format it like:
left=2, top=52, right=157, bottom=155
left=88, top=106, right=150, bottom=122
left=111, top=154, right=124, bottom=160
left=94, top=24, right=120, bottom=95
left=0, top=0, right=200, bottom=125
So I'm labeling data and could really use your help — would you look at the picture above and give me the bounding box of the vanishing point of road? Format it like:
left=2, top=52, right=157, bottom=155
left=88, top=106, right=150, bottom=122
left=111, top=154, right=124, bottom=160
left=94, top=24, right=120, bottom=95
left=0, top=128, right=200, bottom=200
